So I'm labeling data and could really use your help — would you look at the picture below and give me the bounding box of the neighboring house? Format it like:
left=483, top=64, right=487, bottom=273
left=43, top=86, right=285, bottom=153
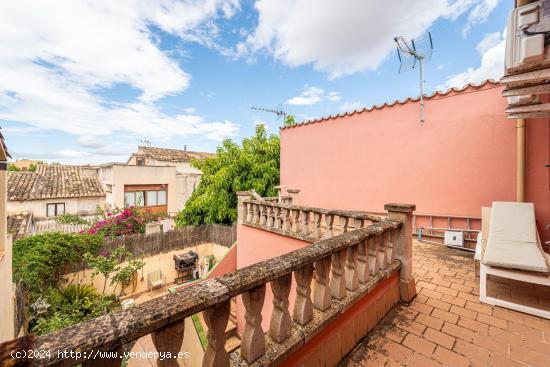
left=98, top=163, right=177, bottom=214
left=7, top=213, right=32, bottom=241
left=11, top=159, right=41, bottom=171
left=0, top=128, right=15, bottom=342
left=7, top=165, right=105, bottom=219
left=127, top=146, right=214, bottom=210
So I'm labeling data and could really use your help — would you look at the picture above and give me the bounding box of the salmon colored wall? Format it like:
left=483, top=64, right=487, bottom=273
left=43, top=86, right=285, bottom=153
left=236, top=224, right=310, bottom=334
left=525, top=119, right=550, bottom=242
left=280, top=272, right=399, bottom=367
left=281, top=84, right=517, bottom=221
left=208, top=242, right=237, bottom=279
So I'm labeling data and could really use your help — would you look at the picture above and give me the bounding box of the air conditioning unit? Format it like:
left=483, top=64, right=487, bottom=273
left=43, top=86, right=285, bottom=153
left=444, top=231, right=464, bottom=248
left=505, top=0, right=550, bottom=75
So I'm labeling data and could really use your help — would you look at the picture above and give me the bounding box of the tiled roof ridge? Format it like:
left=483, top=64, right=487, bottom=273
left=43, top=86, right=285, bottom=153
left=137, top=146, right=215, bottom=161
left=281, top=79, right=501, bottom=130
left=8, top=164, right=105, bottom=201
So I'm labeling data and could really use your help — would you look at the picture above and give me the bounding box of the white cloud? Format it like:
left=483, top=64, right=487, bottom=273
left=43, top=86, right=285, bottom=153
left=327, top=92, right=341, bottom=102
left=463, top=0, right=501, bottom=36
left=286, top=86, right=340, bottom=106
left=0, top=0, right=240, bottom=149
left=443, top=30, right=505, bottom=88
left=239, top=0, right=498, bottom=78
left=339, top=101, right=363, bottom=112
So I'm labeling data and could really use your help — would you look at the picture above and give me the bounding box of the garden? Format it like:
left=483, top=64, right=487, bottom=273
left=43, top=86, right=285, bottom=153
left=13, top=206, right=162, bottom=335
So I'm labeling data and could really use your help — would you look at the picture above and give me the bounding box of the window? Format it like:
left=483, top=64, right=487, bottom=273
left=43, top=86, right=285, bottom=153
left=125, top=191, right=145, bottom=207
left=145, top=190, right=166, bottom=206
left=157, top=190, right=167, bottom=205
left=47, top=203, right=65, bottom=217
left=105, top=184, right=112, bottom=193
left=146, top=190, right=157, bottom=206
left=136, top=157, right=145, bottom=166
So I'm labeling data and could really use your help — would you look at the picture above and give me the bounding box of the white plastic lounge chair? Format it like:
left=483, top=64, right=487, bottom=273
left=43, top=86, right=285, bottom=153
left=479, top=202, right=550, bottom=319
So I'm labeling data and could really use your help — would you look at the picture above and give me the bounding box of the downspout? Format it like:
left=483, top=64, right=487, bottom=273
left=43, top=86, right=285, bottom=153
left=517, top=118, right=525, bottom=202
left=515, top=0, right=531, bottom=202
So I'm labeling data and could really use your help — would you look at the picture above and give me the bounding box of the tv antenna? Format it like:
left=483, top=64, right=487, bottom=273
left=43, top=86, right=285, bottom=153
left=140, top=138, right=151, bottom=147
left=251, top=106, right=286, bottom=123
left=394, top=32, right=433, bottom=124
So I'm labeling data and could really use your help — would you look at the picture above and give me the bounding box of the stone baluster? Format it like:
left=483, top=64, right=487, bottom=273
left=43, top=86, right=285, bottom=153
left=82, top=347, right=123, bottom=367
left=367, top=238, right=379, bottom=276
left=345, top=244, right=359, bottom=291
left=293, top=264, right=313, bottom=325
left=386, top=230, right=395, bottom=264
left=241, top=285, right=266, bottom=364
left=339, top=216, right=350, bottom=234
left=312, top=212, right=322, bottom=239
left=266, top=205, right=274, bottom=228
left=282, top=208, right=290, bottom=231
left=253, top=204, right=260, bottom=224
left=324, top=214, right=334, bottom=239
left=273, top=206, right=282, bottom=229
left=202, top=301, right=230, bottom=367
left=377, top=233, right=387, bottom=271
left=313, top=257, right=331, bottom=311
left=357, top=239, right=369, bottom=284
left=355, top=218, right=365, bottom=229
left=291, top=209, right=301, bottom=233
left=269, top=273, right=292, bottom=343
left=259, top=204, right=267, bottom=225
left=151, top=321, right=185, bottom=367
left=330, top=250, right=347, bottom=299
left=246, top=202, right=253, bottom=223
left=301, top=210, right=310, bottom=236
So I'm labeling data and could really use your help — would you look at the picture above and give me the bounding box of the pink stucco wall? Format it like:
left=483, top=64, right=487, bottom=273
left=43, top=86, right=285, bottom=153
left=280, top=82, right=550, bottom=242
left=208, top=243, right=237, bottom=279
left=236, top=224, right=310, bottom=334
left=281, top=82, right=515, bottom=216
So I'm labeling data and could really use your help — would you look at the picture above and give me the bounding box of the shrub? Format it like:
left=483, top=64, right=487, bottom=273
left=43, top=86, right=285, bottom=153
left=13, top=232, right=104, bottom=299
left=83, top=206, right=162, bottom=238
left=55, top=213, right=90, bottom=225
left=31, top=285, right=118, bottom=335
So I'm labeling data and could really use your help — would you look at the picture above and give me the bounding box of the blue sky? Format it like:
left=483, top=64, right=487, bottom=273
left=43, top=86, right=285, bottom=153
left=0, top=0, right=511, bottom=164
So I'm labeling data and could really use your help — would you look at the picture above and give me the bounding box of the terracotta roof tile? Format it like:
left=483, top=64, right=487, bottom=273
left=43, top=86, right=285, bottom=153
left=137, top=146, right=214, bottom=162
left=281, top=80, right=501, bottom=131
left=8, top=165, right=105, bottom=201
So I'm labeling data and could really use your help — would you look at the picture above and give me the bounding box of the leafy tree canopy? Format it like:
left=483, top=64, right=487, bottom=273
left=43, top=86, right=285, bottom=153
left=7, top=163, right=20, bottom=171
left=175, top=124, right=280, bottom=226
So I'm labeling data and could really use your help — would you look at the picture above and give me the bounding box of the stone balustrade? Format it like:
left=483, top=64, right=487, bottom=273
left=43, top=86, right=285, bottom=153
left=240, top=199, right=387, bottom=242
left=0, top=197, right=415, bottom=367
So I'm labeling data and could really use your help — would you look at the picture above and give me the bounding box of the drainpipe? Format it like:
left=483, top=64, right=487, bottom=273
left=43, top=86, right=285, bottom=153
left=517, top=118, right=525, bottom=202
left=515, top=0, right=532, bottom=202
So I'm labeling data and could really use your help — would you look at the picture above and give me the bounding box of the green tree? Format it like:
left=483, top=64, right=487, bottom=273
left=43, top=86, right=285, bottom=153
left=84, top=247, right=145, bottom=295
left=175, top=124, right=280, bottom=226
left=284, top=115, right=296, bottom=126
left=28, top=163, right=38, bottom=172
left=7, top=163, right=21, bottom=171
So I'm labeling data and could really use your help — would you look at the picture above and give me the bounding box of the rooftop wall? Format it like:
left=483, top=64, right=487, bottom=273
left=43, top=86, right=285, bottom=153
left=281, top=83, right=517, bottom=221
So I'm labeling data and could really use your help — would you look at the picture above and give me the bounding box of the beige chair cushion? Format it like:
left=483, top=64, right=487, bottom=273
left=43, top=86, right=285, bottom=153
left=483, top=202, right=549, bottom=273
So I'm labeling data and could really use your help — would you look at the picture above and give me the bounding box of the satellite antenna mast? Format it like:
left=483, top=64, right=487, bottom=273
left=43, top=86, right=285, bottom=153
left=251, top=106, right=286, bottom=124
left=394, top=32, right=433, bottom=124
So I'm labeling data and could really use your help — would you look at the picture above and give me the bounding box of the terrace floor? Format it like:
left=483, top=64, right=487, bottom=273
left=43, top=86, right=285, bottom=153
left=341, top=240, right=550, bottom=367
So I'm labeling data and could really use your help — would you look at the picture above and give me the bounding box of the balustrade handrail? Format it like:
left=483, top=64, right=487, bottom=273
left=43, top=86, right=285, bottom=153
left=5, top=220, right=400, bottom=366
left=243, top=199, right=387, bottom=222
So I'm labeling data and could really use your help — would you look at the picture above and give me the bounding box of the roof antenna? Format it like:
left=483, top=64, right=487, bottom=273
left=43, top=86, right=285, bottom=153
left=251, top=106, right=288, bottom=125
left=394, top=32, right=433, bottom=125
left=140, top=138, right=151, bottom=147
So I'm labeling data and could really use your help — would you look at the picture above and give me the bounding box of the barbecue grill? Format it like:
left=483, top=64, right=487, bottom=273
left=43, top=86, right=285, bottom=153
left=174, top=251, right=198, bottom=284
